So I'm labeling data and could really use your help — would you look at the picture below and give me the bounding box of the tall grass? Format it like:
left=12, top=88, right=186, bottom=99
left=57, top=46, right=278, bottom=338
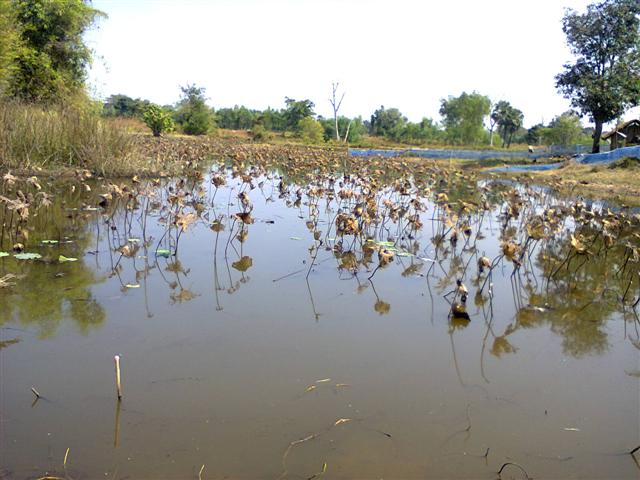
left=0, top=101, right=136, bottom=174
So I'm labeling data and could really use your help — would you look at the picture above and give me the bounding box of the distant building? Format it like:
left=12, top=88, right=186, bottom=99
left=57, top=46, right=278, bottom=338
left=602, top=119, right=640, bottom=150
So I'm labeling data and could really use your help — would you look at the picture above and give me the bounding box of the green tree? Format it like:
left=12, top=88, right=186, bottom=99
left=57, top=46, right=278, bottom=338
left=0, top=2, right=20, bottom=95
left=283, top=97, right=315, bottom=132
left=439, top=92, right=491, bottom=145
left=556, top=0, right=640, bottom=153
left=257, top=107, right=286, bottom=132
left=103, top=94, right=149, bottom=118
left=491, top=101, right=524, bottom=148
left=174, top=84, right=214, bottom=135
left=399, top=118, right=443, bottom=144
left=546, top=112, right=584, bottom=146
left=8, top=0, right=104, bottom=103
left=216, top=105, right=258, bottom=130
left=369, top=106, right=407, bottom=141
left=143, top=104, right=174, bottom=137
left=525, top=123, right=546, bottom=145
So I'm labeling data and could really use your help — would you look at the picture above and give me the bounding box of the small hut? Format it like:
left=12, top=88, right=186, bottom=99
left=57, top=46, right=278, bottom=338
left=602, top=119, right=640, bottom=150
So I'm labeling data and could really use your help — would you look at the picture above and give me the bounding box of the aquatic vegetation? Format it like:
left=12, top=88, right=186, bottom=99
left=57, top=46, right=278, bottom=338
left=0, top=144, right=638, bottom=348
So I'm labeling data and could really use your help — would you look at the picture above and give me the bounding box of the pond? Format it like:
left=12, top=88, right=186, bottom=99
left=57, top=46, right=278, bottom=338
left=1, top=155, right=639, bottom=479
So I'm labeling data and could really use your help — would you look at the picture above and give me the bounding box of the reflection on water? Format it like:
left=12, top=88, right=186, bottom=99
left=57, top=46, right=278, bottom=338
left=1, top=161, right=639, bottom=479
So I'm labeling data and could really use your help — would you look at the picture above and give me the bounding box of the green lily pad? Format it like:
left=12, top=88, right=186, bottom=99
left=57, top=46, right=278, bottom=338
left=58, top=255, right=78, bottom=262
left=377, top=241, right=395, bottom=247
left=128, top=238, right=140, bottom=243
left=290, top=236, right=302, bottom=241
left=14, top=252, right=42, bottom=260
left=0, top=252, right=9, bottom=258
left=41, top=240, right=59, bottom=245
left=156, top=249, right=171, bottom=258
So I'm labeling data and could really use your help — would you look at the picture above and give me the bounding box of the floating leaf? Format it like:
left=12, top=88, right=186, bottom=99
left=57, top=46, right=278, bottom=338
left=0, top=252, right=9, bottom=258
left=125, top=283, right=140, bottom=289
left=127, top=238, right=140, bottom=243
left=156, top=249, right=171, bottom=258
left=334, top=418, right=351, bottom=426
left=41, top=240, right=59, bottom=245
left=290, top=236, right=302, bottom=241
left=58, top=255, right=78, bottom=263
left=14, top=252, right=42, bottom=260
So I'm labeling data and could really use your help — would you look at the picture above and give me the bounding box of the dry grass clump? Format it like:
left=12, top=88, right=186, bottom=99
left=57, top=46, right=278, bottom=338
left=0, top=101, right=139, bottom=175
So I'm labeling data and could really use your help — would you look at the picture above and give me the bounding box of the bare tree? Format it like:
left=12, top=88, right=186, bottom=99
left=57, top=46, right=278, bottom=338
left=329, top=82, right=345, bottom=141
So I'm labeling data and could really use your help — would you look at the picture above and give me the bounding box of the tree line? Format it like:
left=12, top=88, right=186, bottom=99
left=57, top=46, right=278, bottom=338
left=103, top=89, right=594, bottom=148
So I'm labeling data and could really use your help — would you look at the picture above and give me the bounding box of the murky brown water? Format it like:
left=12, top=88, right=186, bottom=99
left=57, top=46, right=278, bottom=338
left=1, top=165, right=639, bottom=479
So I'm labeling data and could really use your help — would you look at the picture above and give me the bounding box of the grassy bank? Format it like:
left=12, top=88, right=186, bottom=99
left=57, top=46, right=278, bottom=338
left=1, top=107, right=638, bottom=207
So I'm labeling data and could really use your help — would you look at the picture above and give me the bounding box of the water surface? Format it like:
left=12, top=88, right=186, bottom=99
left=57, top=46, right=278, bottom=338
left=1, top=164, right=639, bottom=479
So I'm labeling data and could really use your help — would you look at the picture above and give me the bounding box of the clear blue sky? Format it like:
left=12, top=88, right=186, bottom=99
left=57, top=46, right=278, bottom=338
left=85, top=0, right=638, bottom=128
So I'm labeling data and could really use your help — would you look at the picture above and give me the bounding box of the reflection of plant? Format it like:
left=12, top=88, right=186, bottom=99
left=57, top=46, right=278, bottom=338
left=0, top=184, right=106, bottom=338
left=491, top=336, right=517, bottom=358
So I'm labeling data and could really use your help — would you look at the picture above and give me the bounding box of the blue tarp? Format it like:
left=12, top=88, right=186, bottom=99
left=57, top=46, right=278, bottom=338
left=487, top=162, right=564, bottom=173
left=578, top=145, right=640, bottom=164
left=348, top=145, right=586, bottom=160
left=349, top=144, right=640, bottom=172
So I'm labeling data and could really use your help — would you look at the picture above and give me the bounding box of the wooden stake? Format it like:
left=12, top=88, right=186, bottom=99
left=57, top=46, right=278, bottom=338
left=114, top=355, right=122, bottom=400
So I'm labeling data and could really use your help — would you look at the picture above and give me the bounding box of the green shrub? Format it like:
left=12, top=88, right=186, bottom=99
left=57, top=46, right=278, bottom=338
left=297, top=117, right=324, bottom=144
left=142, top=105, right=174, bottom=137
left=250, top=123, right=272, bottom=141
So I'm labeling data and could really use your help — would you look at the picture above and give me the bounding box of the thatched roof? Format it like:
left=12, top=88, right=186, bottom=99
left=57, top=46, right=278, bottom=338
left=602, top=119, right=640, bottom=140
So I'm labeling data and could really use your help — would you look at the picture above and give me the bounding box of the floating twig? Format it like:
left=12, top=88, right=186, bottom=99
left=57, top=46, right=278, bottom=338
left=497, top=462, right=530, bottom=479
